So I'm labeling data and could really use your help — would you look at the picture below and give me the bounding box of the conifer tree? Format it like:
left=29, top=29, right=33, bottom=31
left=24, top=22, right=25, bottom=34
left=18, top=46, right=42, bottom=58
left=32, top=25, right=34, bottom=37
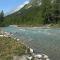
left=0, top=10, right=4, bottom=26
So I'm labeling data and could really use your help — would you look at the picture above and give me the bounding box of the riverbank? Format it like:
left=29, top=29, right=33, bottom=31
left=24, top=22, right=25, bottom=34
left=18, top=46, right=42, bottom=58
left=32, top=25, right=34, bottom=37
left=0, top=26, right=60, bottom=60
left=0, top=36, right=27, bottom=60
left=0, top=23, right=60, bottom=30
left=8, top=24, right=60, bottom=29
left=18, top=24, right=60, bottom=28
left=0, top=32, right=50, bottom=60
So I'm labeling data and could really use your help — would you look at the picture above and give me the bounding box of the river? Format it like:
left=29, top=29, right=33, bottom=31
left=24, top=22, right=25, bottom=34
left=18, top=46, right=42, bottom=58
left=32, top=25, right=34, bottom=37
left=2, top=25, right=60, bottom=60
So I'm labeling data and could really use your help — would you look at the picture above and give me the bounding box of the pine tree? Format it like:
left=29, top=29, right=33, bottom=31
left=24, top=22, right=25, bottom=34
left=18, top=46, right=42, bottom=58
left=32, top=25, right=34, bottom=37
left=0, top=10, right=4, bottom=22
left=0, top=10, right=4, bottom=26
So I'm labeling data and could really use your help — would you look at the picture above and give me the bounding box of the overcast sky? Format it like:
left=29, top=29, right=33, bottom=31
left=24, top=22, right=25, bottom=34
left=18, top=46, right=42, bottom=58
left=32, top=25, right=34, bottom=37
left=0, top=0, right=29, bottom=13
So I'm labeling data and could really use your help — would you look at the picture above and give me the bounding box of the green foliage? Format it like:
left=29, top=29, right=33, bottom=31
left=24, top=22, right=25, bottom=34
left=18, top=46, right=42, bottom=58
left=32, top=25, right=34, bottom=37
left=5, top=6, right=44, bottom=26
left=4, top=0, right=60, bottom=26
left=0, top=10, right=5, bottom=26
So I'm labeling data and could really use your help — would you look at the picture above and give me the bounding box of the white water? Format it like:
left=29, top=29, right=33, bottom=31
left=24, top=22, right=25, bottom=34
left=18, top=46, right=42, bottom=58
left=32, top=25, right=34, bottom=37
left=2, top=26, right=60, bottom=60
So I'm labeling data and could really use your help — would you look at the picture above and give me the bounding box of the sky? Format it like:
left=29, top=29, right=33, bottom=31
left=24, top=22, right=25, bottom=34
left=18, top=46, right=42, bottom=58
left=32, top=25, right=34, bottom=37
left=0, top=0, right=29, bottom=13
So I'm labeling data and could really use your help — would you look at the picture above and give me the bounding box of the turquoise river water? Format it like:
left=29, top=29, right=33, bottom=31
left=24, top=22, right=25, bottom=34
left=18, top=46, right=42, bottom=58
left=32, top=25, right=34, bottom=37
left=2, top=26, right=60, bottom=60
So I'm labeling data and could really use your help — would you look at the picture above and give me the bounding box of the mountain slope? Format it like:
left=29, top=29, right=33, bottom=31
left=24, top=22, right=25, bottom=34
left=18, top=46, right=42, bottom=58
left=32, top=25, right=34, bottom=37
left=5, top=4, right=44, bottom=26
left=4, top=0, right=60, bottom=26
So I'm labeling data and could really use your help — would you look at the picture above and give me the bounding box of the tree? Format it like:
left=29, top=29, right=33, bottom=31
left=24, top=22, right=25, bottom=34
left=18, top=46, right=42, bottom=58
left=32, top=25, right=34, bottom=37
left=0, top=10, right=4, bottom=26
left=41, top=0, right=52, bottom=24
left=53, top=0, right=60, bottom=23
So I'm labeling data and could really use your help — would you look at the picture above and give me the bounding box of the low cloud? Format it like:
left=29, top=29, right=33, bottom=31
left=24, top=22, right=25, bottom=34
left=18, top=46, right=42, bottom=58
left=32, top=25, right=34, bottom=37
left=13, top=1, right=29, bottom=12
left=5, top=0, right=29, bottom=15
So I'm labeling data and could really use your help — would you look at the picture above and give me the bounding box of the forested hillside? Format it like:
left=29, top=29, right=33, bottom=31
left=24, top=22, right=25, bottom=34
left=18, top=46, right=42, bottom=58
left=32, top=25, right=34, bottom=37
left=0, top=0, right=60, bottom=26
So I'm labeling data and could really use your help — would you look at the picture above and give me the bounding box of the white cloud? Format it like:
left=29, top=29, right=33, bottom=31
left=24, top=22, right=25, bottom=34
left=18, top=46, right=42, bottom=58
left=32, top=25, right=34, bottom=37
left=5, top=0, right=29, bottom=16
left=13, top=1, right=29, bottom=12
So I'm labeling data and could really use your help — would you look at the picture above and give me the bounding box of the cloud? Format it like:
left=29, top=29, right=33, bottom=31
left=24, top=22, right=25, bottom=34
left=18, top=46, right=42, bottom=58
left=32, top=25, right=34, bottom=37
left=13, top=1, right=29, bottom=12
left=5, top=0, right=29, bottom=16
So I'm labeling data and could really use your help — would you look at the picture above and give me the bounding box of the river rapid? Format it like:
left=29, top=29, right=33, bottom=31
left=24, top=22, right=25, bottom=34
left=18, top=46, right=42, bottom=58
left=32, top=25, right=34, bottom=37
left=2, top=25, right=60, bottom=60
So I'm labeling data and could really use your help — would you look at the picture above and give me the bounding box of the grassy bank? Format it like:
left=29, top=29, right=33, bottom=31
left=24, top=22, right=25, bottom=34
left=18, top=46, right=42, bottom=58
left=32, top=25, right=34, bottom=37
left=0, top=37, right=27, bottom=60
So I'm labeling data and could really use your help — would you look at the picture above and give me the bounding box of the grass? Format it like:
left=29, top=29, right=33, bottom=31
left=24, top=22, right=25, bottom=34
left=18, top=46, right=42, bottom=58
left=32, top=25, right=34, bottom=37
left=0, top=37, right=27, bottom=60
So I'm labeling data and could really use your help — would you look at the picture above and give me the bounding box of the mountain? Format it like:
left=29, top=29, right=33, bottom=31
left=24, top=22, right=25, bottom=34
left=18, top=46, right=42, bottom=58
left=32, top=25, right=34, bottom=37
left=4, top=0, right=60, bottom=26
left=5, top=1, right=29, bottom=16
left=5, top=2, right=44, bottom=26
left=30, top=0, right=41, bottom=6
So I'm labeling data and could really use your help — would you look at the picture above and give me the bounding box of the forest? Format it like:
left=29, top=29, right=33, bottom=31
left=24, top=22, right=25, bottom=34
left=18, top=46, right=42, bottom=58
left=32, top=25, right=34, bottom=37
left=0, top=0, right=60, bottom=26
